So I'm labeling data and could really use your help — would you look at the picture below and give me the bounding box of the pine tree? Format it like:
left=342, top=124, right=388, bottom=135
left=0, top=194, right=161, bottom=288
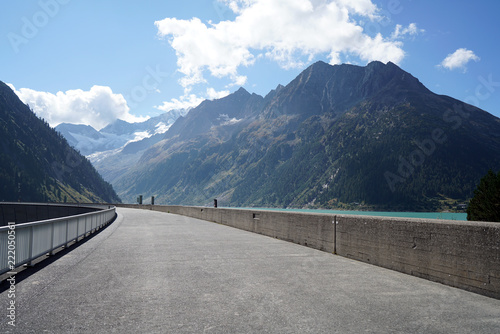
left=467, top=170, right=500, bottom=222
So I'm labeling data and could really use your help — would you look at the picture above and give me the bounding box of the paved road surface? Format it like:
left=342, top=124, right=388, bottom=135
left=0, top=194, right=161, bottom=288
left=1, top=207, right=499, bottom=333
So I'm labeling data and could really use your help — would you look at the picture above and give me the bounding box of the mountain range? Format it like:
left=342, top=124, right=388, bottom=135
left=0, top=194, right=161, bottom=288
left=63, top=61, right=500, bottom=211
left=55, top=109, right=186, bottom=156
left=55, top=109, right=188, bottom=186
left=0, top=81, right=121, bottom=203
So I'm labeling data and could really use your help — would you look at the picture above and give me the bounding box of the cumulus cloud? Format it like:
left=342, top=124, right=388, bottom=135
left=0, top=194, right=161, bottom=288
left=439, top=48, right=480, bottom=72
left=391, top=23, right=424, bottom=40
left=8, top=84, right=147, bottom=130
left=155, top=93, right=204, bottom=112
left=155, top=87, right=230, bottom=112
left=155, top=0, right=406, bottom=90
left=207, top=88, right=230, bottom=100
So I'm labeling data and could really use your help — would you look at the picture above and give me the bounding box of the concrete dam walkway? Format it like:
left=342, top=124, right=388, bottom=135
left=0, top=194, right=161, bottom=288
left=1, top=207, right=499, bottom=333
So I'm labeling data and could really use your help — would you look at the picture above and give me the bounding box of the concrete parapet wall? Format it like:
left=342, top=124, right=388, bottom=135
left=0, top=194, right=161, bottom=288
left=335, top=215, right=500, bottom=299
left=117, top=204, right=500, bottom=299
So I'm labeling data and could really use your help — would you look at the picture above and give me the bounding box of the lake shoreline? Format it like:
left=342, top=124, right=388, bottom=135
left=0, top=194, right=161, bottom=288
left=229, top=207, right=467, bottom=221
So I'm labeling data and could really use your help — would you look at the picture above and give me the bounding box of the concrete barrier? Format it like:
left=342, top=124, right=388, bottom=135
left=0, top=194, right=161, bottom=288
left=116, top=204, right=500, bottom=299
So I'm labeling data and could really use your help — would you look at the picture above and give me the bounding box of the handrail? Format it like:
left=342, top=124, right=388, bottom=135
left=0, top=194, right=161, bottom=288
left=0, top=206, right=116, bottom=275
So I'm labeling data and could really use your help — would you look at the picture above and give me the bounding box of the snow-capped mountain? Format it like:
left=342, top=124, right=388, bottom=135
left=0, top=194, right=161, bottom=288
left=55, top=109, right=187, bottom=156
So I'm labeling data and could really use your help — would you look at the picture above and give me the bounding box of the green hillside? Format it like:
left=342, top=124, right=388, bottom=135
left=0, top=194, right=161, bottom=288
left=0, top=81, right=121, bottom=203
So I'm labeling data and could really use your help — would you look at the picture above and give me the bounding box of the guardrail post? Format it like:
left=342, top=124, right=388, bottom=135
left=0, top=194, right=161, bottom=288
left=76, top=217, right=80, bottom=242
left=27, top=225, right=34, bottom=267
left=64, top=219, right=69, bottom=248
left=75, top=217, right=79, bottom=242
left=49, top=221, right=55, bottom=256
left=333, top=215, right=337, bottom=255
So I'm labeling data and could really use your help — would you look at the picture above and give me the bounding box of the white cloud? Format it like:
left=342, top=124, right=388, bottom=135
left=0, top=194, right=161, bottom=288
left=8, top=84, right=147, bottom=130
left=155, top=93, right=204, bottom=112
left=207, top=88, right=230, bottom=100
left=335, top=0, right=378, bottom=18
left=439, top=48, right=480, bottom=72
left=155, top=87, right=230, bottom=112
left=391, top=23, right=424, bottom=40
left=155, top=0, right=406, bottom=90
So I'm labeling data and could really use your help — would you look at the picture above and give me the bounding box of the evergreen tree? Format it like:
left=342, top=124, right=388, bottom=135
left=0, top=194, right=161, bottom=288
left=467, top=170, right=500, bottom=222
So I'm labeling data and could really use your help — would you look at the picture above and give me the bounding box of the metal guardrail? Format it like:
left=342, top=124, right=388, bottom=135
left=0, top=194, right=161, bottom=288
left=0, top=206, right=116, bottom=275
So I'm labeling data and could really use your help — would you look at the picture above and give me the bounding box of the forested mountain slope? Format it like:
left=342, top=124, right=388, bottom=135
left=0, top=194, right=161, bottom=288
left=0, top=81, right=120, bottom=203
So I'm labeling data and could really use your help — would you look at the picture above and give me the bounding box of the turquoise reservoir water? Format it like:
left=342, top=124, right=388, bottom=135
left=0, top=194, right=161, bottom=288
left=236, top=207, right=467, bottom=221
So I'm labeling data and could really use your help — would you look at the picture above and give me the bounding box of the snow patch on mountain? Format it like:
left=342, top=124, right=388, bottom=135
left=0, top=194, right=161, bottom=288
left=218, top=113, right=242, bottom=126
left=56, top=109, right=187, bottom=157
left=154, top=122, right=170, bottom=134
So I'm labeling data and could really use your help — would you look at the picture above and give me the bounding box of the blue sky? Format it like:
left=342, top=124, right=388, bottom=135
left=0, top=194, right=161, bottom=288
left=1, top=0, right=499, bottom=129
